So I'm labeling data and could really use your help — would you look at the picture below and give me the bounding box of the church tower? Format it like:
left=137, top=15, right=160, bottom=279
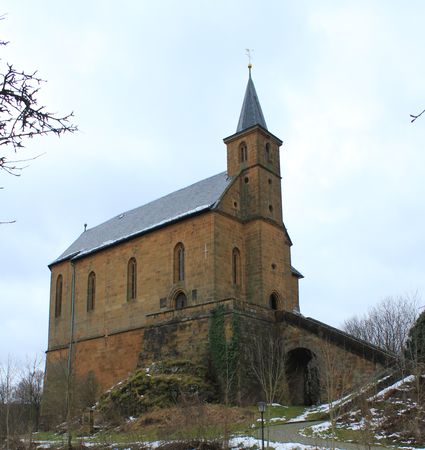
left=221, top=66, right=301, bottom=312
left=224, top=66, right=284, bottom=227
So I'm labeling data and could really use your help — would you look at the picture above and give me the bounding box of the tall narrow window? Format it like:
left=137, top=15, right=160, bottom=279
left=269, top=293, right=279, bottom=310
left=127, top=257, right=137, bottom=301
left=232, top=247, right=241, bottom=286
left=55, top=274, right=63, bottom=318
left=239, top=142, right=248, bottom=162
left=174, top=243, right=185, bottom=282
left=87, top=271, right=96, bottom=312
left=265, top=142, right=271, bottom=162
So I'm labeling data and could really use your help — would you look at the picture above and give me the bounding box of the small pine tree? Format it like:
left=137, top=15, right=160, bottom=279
left=405, top=311, right=425, bottom=363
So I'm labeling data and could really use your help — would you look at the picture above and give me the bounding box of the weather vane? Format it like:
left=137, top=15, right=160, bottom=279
left=245, top=48, right=254, bottom=71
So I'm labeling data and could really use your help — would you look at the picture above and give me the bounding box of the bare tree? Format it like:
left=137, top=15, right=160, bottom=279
left=1, top=20, right=76, bottom=224
left=342, top=293, right=420, bottom=356
left=248, top=333, right=287, bottom=406
left=0, top=16, right=76, bottom=222
left=248, top=333, right=287, bottom=448
left=0, top=37, right=76, bottom=174
left=14, top=357, right=43, bottom=432
left=318, top=338, right=351, bottom=443
left=0, top=356, right=16, bottom=450
left=410, top=109, right=425, bottom=123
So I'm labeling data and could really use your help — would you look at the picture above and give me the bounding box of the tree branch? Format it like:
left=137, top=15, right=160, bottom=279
left=410, top=109, right=425, bottom=123
left=0, top=38, right=77, bottom=176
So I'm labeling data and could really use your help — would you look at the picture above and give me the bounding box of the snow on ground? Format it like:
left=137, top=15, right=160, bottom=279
left=309, top=421, right=332, bottom=433
left=229, top=436, right=344, bottom=450
left=368, top=374, right=415, bottom=401
left=270, top=416, right=287, bottom=423
left=287, top=394, right=354, bottom=423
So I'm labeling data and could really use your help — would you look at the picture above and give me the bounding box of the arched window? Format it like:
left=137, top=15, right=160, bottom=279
left=127, top=257, right=137, bottom=301
left=87, top=271, right=96, bottom=312
left=269, top=293, right=279, bottom=310
left=232, top=247, right=241, bottom=286
left=55, top=274, right=63, bottom=318
left=174, top=243, right=185, bottom=282
left=175, top=292, right=187, bottom=309
left=239, top=142, right=248, bottom=163
left=265, top=143, right=271, bottom=162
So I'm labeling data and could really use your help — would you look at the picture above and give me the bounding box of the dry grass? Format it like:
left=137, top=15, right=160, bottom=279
left=117, top=402, right=255, bottom=441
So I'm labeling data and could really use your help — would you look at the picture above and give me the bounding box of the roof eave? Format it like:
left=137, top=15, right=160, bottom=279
left=291, top=266, right=304, bottom=279
left=48, top=206, right=214, bottom=268
left=223, top=124, right=283, bottom=145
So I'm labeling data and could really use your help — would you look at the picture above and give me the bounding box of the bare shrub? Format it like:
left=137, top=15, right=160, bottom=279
left=343, top=293, right=420, bottom=356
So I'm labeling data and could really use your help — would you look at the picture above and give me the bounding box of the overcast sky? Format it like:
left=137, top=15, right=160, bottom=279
left=1, top=0, right=425, bottom=367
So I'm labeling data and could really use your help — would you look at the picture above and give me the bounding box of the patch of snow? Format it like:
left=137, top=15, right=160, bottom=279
left=344, top=421, right=363, bottom=431
left=288, top=395, right=350, bottom=423
left=368, top=374, right=415, bottom=401
left=315, top=393, right=353, bottom=412
left=229, top=436, right=344, bottom=450
left=270, top=417, right=286, bottom=423
left=310, top=421, right=332, bottom=433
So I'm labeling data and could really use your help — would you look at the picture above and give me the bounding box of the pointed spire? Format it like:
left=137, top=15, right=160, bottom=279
left=236, top=66, right=268, bottom=133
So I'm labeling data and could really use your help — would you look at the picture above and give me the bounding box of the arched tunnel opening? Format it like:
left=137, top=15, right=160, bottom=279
left=285, top=347, right=320, bottom=406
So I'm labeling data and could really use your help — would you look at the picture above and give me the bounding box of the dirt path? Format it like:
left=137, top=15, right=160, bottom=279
left=263, top=420, right=396, bottom=450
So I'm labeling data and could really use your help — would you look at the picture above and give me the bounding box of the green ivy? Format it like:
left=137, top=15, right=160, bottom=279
left=208, top=305, right=240, bottom=401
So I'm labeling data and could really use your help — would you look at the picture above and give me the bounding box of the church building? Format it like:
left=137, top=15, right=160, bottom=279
left=45, top=67, right=391, bottom=409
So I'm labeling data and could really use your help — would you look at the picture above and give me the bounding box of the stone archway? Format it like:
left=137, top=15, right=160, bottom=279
left=285, top=347, right=320, bottom=406
left=174, top=291, right=187, bottom=309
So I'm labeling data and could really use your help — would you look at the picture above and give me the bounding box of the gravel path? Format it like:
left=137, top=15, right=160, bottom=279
left=263, top=421, right=396, bottom=450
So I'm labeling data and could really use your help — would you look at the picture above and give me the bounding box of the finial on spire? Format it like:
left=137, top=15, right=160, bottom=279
left=236, top=54, right=268, bottom=133
left=245, top=48, right=254, bottom=75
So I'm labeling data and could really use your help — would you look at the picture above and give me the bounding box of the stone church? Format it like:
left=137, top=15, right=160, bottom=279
left=45, top=68, right=391, bottom=408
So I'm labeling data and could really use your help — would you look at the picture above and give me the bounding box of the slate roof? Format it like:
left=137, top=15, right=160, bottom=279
left=290, top=266, right=304, bottom=278
left=52, top=171, right=233, bottom=265
left=236, top=71, right=268, bottom=133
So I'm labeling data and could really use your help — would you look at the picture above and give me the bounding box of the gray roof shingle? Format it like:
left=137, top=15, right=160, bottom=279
left=236, top=72, right=267, bottom=133
left=52, top=171, right=232, bottom=265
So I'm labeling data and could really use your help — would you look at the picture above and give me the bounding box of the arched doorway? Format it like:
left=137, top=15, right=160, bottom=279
left=285, top=347, right=320, bottom=405
left=175, top=292, right=187, bottom=309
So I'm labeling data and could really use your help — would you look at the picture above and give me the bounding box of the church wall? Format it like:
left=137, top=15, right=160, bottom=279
left=222, top=161, right=283, bottom=229
left=45, top=328, right=144, bottom=402
left=48, top=260, right=77, bottom=349
left=240, top=168, right=261, bottom=220
left=44, top=297, right=387, bottom=410
left=72, top=328, right=143, bottom=388
left=214, top=174, right=243, bottom=221
left=257, top=168, right=283, bottom=226
left=258, top=221, right=298, bottom=311
left=46, top=301, right=231, bottom=396
left=212, top=213, right=246, bottom=301
left=225, top=127, right=281, bottom=178
left=209, top=211, right=298, bottom=312
left=243, top=220, right=264, bottom=303
left=48, top=212, right=217, bottom=351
